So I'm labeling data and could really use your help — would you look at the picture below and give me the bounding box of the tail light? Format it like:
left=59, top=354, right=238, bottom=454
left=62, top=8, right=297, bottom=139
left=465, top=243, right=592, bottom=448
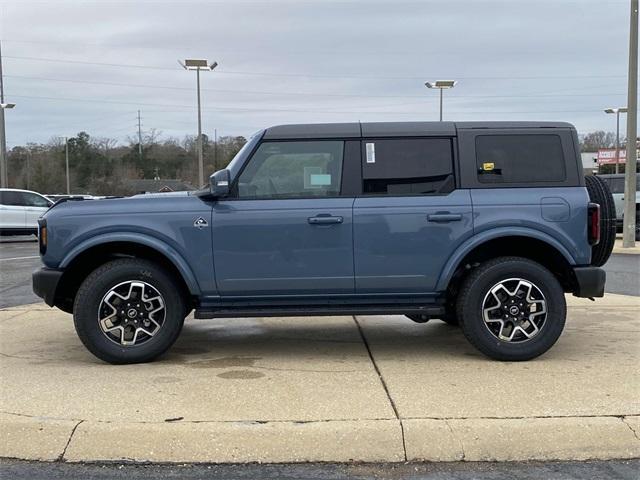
left=38, top=219, right=47, bottom=255
left=588, top=202, right=600, bottom=246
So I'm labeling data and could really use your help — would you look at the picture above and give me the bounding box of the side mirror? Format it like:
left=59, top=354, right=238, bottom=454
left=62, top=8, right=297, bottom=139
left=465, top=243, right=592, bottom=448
left=210, top=169, right=231, bottom=198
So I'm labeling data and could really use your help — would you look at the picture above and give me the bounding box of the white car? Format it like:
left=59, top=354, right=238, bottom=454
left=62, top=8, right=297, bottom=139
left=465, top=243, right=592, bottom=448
left=0, top=188, right=53, bottom=236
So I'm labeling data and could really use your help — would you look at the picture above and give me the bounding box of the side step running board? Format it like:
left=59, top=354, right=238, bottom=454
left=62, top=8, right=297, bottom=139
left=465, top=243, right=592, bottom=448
left=194, top=305, right=445, bottom=319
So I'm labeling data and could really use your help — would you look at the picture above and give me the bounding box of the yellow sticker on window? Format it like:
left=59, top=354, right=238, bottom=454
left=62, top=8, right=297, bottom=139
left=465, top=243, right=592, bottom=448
left=482, top=162, right=495, bottom=171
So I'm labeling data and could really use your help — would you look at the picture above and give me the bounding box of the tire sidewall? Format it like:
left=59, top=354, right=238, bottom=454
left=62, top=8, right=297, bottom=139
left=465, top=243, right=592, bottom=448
left=460, top=260, right=566, bottom=361
left=73, top=260, right=185, bottom=364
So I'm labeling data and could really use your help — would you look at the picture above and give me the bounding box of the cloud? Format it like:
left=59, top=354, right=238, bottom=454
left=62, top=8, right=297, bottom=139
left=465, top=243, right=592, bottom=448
left=1, top=0, right=630, bottom=146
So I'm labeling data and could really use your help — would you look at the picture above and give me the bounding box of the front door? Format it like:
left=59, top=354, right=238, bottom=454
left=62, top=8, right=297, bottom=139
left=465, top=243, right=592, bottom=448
left=212, top=139, right=355, bottom=296
left=353, top=137, right=473, bottom=293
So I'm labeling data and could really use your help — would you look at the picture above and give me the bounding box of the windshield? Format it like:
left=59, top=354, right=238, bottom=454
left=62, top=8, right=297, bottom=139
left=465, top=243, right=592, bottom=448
left=226, top=130, right=264, bottom=180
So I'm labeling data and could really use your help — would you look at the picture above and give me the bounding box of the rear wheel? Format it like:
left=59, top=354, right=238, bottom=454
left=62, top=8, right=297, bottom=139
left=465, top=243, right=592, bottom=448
left=73, top=258, right=186, bottom=364
left=585, top=175, right=616, bottom=266
left=457, top=257, right=566, bottom=361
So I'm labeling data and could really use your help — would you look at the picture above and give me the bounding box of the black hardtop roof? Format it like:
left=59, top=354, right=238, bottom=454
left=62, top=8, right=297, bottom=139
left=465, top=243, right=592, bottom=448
left=263, top=121, right=574, bottom=140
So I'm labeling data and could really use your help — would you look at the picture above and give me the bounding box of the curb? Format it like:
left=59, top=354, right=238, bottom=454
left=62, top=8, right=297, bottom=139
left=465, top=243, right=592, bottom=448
left=612, top=247, right=640, bottom=255
left=2, top=412, right=639, bottom=463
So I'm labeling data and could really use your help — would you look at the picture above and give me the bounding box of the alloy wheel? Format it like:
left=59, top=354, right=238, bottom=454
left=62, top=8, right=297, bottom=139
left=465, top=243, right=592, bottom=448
left=481, top=278, right=547, bottom=343
left=97, top=281, right=166, bottom=346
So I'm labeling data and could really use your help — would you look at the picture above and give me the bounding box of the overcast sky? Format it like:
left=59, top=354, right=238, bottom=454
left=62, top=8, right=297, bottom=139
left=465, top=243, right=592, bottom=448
left=0, top=0, right=634, bottom=147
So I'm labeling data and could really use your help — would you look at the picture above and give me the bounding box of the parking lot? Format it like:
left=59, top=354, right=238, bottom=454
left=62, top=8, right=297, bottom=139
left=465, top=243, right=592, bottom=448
left=0, top=235, right=639, bottom=466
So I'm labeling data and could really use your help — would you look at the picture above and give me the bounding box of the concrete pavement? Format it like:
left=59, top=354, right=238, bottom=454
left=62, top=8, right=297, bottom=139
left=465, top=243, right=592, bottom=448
left=0, top=295, right=639, bottom=463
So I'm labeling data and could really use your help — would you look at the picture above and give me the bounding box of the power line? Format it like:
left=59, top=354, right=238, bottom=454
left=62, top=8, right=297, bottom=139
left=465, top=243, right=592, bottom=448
left=4, top=55, right=627, bottom=81
left=8, top=93, right=610, bottom=115
left=4, top=74, right=627, bottom=99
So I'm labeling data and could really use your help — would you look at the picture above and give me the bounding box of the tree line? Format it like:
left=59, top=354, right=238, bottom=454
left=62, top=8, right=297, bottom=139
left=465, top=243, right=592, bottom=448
left=4, top=129, right=632, bottom=196
left=6, top=130, right=247, bottom=196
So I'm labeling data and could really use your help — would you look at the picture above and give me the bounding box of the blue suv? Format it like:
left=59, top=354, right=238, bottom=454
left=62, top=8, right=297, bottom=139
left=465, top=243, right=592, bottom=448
left=32, top=122, right=614, bottom=364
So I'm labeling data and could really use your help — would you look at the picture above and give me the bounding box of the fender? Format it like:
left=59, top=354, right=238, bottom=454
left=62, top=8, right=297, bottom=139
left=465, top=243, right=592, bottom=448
left=59, top=232, right=201, bottom=295
left=435, top=226, right=576, bottom=292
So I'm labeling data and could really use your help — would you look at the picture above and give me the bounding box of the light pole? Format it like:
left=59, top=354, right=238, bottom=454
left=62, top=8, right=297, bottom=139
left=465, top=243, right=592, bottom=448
left=425, top=80, right=457, bottom=121
left=0, top=102, right=15, bottom=188
left=604, top=108, right=627, bottom=174
left=0, top=39, right=15, bottom=188
left=180, top=59, right=218, bottom=187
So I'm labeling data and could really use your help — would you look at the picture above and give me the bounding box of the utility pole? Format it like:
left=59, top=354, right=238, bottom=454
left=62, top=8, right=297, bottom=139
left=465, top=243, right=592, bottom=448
left=65, top=137, right=70, bottom=195
left=26, top=148, right=30, bottom=190
left=623, top=0, right=638, bottom=248
left=137, top=110, right=143, bottom=164
left=615, top=109, right=621, bottom=174
left=0, top=40, right=7, bottom=188
left=214, top=128, right=218, bottom=172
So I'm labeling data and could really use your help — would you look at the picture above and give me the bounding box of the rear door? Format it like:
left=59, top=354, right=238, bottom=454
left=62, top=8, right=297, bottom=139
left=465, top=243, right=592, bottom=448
left=212, top=139, right=358, bottom=296
left=0, top=191, right=27, bottom=230
left=353, top=137, right=473, bottom=294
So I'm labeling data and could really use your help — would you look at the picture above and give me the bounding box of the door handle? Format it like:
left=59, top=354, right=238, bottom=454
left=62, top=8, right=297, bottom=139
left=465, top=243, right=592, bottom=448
left=427, top=213, right=462, bottom=223
left=308, top=215, right=343, bottom=225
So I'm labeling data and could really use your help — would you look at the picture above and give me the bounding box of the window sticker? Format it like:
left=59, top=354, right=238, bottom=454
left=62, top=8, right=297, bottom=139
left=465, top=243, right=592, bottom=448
left=366, top=142, right=376, bottom=163
left=304, top=166, right=322, bottom=189
left=309, top=174, right=331, bottom=186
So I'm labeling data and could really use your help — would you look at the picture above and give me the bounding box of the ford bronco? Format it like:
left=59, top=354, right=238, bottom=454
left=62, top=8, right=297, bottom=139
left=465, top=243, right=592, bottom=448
left=32, top=121, right=615, bottom=364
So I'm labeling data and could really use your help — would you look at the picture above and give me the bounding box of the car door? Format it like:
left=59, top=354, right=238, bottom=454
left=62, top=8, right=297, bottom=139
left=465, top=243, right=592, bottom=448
left=212, top=139, right=357, bottom=296
left=0, top=191, right=27, bottom=230
left=353, top=137, right=473, bottom=294
left=21, top=192, right=52, bottom=228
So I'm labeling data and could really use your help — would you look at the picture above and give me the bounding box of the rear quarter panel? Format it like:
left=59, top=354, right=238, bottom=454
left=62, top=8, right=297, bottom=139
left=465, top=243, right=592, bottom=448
left=471, top=187, right=591, bottom=265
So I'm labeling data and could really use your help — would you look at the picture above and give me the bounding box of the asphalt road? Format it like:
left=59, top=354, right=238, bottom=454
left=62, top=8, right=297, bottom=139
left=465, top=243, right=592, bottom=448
left=1, top=459, right=638, bottom=480
left=0, top=236, right=41, bottom=308
left=1, top=235, right=638, bottom=310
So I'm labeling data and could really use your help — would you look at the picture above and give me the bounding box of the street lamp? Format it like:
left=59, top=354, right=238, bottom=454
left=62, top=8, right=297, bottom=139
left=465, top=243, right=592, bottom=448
left=0, top=102, right=15, bottom=188
left=180, top=59, right=218, bottom=187
left=425, top=80, right=457, bottom=121
left=604, top=107, right=628, bottom=174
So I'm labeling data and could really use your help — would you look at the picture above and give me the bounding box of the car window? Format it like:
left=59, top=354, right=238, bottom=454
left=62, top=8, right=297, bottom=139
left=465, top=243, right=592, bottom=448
left=0, top=191, right=29, bottom=206
left=21, top=192, right=51, bottom=207
left=237, top=141, right=344, bottom=199
left=609, top=178, right=625, bottom=194
left=361, top=138, right=454, bottom=195
left=476, top=134, right=566, bottom=184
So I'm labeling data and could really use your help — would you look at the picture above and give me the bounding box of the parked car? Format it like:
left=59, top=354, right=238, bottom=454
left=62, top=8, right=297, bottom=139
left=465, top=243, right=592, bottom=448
left=46, top=194, right=95, bottom=203
left=595, top=173, right=640, bottom=240
left=0, top=188, right=53, bottom=236
left=32, top=121, right=615, bottom=364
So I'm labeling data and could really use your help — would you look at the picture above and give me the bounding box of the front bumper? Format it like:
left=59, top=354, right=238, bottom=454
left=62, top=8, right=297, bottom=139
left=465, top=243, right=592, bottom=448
left=572, top=266, right=606, bottom=298
left=32, top=267, right=63, bottom=307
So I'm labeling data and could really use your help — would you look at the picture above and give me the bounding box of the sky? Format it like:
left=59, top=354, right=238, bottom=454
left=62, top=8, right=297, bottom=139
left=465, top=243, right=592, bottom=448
left=0, top=0, right=634, bottom=147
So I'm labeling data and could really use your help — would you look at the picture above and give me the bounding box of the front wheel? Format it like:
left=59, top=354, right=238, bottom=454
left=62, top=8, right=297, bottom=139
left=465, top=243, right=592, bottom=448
left=456, top=257, right=566, bottom=361
left=73, top=258, right=186, bottom=364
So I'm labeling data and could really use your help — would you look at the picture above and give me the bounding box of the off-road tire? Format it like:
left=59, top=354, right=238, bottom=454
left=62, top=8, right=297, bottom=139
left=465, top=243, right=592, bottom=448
left=73, top=258, right=186, bottom=364
left=457, top=256, right=566, bottom=361
left=585, top=175, right=616, bottom=266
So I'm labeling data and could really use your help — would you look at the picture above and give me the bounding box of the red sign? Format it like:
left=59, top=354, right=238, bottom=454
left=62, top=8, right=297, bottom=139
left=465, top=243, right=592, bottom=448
left=597, top=149, right=626, bottom=165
